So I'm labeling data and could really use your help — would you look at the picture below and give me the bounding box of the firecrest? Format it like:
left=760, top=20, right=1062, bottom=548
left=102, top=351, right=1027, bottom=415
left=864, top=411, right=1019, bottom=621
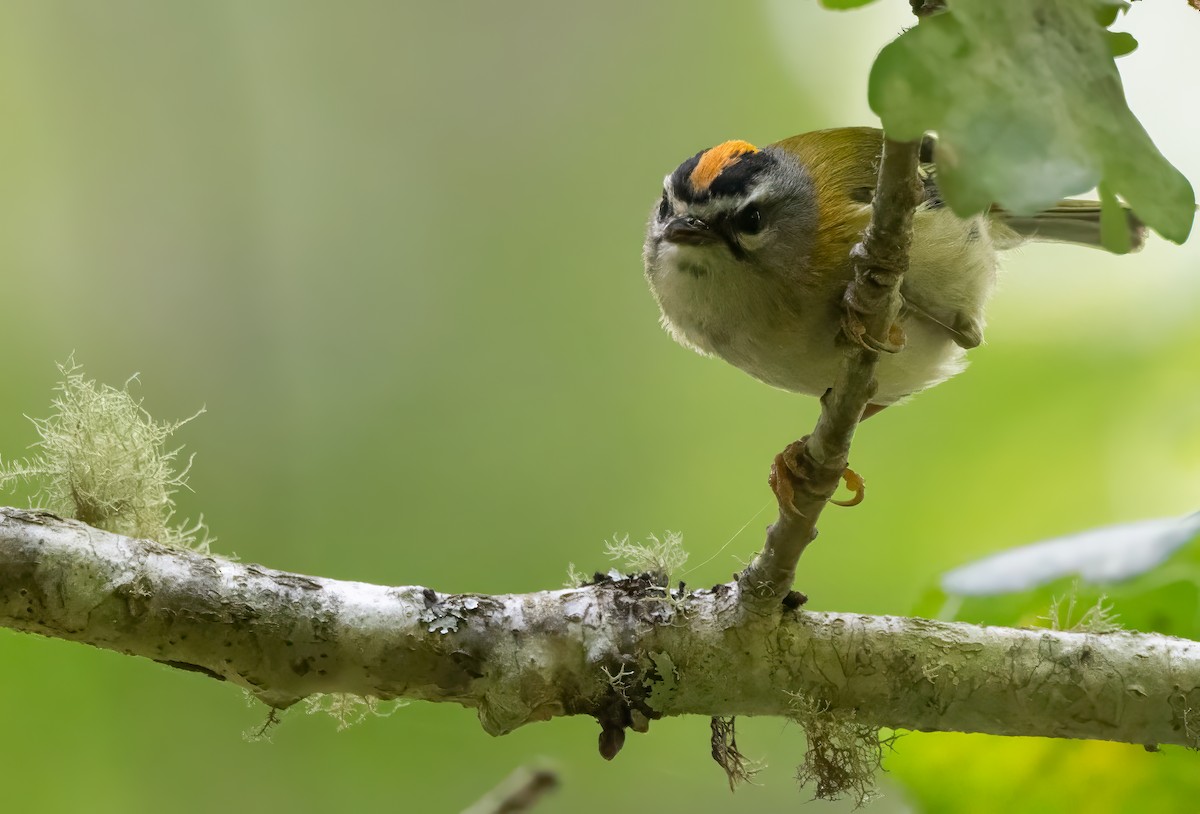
left=643, top=127, right=1143, bottom=413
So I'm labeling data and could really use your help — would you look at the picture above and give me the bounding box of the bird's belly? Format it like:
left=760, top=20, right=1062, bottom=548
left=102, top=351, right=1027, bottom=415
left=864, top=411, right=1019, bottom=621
left=651, top=247, right=972, bottom=403
left=707, top=314, right=966, bottom=404
left=873, top=319, right=968, bottom=403
left=709, top=327, right=842, bottom=397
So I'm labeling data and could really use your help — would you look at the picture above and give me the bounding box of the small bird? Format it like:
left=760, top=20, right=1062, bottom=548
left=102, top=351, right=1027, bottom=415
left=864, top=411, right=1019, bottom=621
left=643, top=127, right=1144, bottom=413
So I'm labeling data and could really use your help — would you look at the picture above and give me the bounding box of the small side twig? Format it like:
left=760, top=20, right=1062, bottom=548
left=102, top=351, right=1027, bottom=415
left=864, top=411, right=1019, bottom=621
left=737, top=137, right=924, bottom=606
left=462, top=766, right=560, bottom=814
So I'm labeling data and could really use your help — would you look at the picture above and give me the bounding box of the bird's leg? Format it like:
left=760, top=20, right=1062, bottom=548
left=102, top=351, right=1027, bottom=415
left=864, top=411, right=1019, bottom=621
left=771, top=401, right=886, bottom=512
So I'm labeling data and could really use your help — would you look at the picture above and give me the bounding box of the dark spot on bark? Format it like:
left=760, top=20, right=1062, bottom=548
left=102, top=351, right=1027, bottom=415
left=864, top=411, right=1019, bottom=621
left=422, top=587, right=438, bottom=605
left=598, top=723, right=626, bottom=760
left=782, top=590, right=808, bottom=610
left=452, top=649, right=486, bottom=679
left=271, top=573, right=323, bottom=591
left=157, top=660, right=225, bottom=681
left=291, top=657, right=313, bottom=676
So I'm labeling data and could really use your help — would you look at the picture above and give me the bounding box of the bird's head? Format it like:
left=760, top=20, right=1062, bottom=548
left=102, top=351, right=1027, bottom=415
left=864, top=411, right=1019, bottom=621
left=643, top=139, right=818, bottom=286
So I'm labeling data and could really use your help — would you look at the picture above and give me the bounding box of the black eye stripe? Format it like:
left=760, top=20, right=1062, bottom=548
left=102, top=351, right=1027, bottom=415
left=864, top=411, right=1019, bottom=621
left=733, top=206, right=762, bottom=234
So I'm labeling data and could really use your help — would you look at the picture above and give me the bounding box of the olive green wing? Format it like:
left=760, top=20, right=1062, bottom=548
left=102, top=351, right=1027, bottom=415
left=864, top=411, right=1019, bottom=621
left=774, top=129, right=980, bottom=347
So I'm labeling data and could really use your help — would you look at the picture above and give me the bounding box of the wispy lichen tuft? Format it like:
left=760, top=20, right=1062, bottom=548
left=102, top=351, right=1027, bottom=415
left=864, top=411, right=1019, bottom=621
left=789, top=693, right=894, bottom=808
left=710, top=716, right=763, bottom=791
left=605, top=531, right=688, bottom=584
left=563, top=562, right=588, bottom=588
left=1041, top=585, right=1122, bottom=634
left=304, top=693, right=407, bottom=731
left=0, top=357, right=212, bottom=551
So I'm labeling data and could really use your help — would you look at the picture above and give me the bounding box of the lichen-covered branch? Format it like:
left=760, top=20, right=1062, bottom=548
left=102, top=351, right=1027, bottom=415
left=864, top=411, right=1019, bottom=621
left=3, top=507, right=1199, bottom=751
left=738, top=138, right=924, bottom=605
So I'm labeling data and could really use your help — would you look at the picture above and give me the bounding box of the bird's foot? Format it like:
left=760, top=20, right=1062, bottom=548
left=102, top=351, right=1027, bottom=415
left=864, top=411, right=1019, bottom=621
left=840, top=244, right=908, bottom=353
left=769, top=438, right=865, bottom=514
left=842, top=310, right=906, bottom=353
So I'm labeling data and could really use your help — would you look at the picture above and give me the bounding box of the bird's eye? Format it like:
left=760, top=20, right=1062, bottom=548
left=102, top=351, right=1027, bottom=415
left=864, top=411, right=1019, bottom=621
left=733, top=205, right=762, bottom=235
left=657, top=192, right=671, bottom=220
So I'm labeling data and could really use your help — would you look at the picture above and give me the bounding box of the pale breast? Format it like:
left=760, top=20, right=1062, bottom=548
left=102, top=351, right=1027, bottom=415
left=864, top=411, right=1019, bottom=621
left=645, top=211, right=995, bottom=404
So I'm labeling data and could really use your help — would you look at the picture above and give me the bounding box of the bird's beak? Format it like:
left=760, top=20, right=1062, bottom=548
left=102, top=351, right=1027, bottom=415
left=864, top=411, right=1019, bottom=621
left=663, top=216, right=719, bottom=246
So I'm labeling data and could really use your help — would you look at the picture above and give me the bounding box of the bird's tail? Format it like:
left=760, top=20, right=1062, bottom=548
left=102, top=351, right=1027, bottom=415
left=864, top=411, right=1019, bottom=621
left=993, top=198, right=1146, bottom=251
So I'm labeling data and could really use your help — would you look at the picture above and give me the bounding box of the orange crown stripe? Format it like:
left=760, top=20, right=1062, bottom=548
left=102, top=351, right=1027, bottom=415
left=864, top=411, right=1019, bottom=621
left=689, top=140, right=759, bottom=192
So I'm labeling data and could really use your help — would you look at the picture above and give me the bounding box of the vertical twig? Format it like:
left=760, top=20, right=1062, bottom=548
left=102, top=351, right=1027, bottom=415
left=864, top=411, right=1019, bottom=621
left=737, top=137, right=924, bottom=606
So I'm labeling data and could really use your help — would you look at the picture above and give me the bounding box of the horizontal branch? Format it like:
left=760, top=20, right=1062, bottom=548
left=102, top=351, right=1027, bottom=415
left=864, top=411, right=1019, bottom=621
left=3, top=507, right=1199, bottom=750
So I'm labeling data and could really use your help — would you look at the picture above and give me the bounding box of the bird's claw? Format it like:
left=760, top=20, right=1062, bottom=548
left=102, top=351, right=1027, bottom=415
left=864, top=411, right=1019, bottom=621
left=841, top=272, right=907, bottom=353
left=831, top=467, right=865, bottom=507
left=769, top=439, right=866, bottom=513
left=842, top=311, right=906, bottom=353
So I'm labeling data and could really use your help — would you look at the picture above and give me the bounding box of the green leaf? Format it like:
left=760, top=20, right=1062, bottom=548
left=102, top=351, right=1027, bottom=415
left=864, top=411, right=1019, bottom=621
left=818, top=0, right=879, bottom=8
left=1107, top=30, right=1138, bottom=57
left=1093, top=0, right=1130, bottom=28
left=1099, top=183, right=1132, bottom=253
left=869, top=0, right=1195, bottom=244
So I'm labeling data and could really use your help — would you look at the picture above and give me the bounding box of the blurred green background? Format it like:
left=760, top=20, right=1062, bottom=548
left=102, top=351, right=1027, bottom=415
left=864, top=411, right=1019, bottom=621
left=0, top=2, right=1197, bottom=812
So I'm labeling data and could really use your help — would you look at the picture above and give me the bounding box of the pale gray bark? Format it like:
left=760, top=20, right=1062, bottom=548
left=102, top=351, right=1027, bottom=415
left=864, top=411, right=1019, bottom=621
left=3, top=507, right=1199, bottom=749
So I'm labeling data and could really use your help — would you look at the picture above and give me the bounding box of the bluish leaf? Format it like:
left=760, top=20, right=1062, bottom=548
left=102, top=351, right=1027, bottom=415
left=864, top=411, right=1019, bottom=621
left=942, top=513, right=1200, bottom=596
